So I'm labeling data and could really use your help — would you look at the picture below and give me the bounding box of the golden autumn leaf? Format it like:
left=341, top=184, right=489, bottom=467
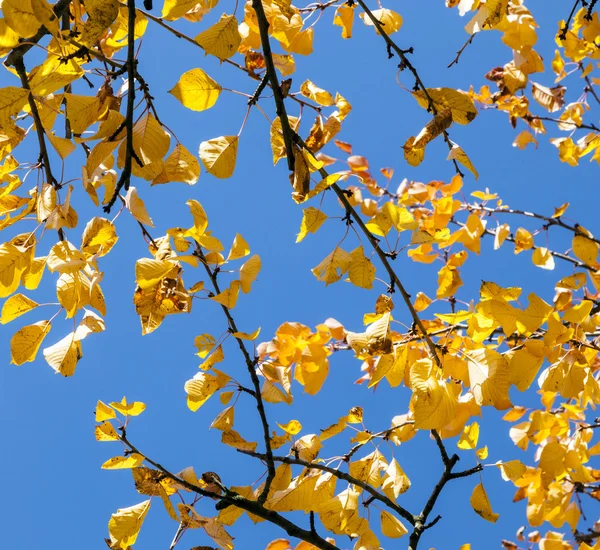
left=470, top=482, right=499, bottom=523
left=195, top=14, right=241, bottom=60
left=199, top=136, right=238, bottom=179
left=1, top=293, right=38, bottom=324
left=412, top=88, right=478, bottom=125
left=348, top=246, right=376, bottom=289
left=43, top=332, right=83, bottom=376
left=10, top=320, right=51, bottom=365
left=107, top=500, right=151, bottom=549
left=169, top=68, right=222, bottom=111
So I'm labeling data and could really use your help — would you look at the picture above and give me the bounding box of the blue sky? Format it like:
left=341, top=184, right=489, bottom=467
left=0, top=1, right=598, bottom=549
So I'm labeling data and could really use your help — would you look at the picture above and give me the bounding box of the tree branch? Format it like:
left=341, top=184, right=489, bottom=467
left=252, top=0, right=296, bottom=170
left=118, top=430, right=340, bottom=550
left=194, top=246, right=276, bottom=504
left=239, top=449, right=416, bottom=525
left=13, top=58, right=61, bottom=192
left=104, top=0, right=137, bottom=213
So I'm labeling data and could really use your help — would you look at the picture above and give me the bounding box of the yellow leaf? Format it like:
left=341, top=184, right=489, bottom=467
left=30, top=0, right=60, bottom=36
left=10, top=320, right=51, bottom=365
left=46, top=132, right=76, bottom=159
left=169, top=68, right=222, bottom=111
left=512, top=130, right=538, bottom=150
left=211, top=280, right=241, bottom=308
left=277, top=419, right=302, bottom=435
left=334, top=4, right=355, bottom=38
left=111, top=397, right=146, bottom=416
left=514, top=227, right=533, bottom=254
left=95, top=421, right=119, bottom=442
left=312, top=247, right=351, bottom=285
left=185, top=372, right=221, bottom=411
left=194, top=334, right=216, bottom=358
left=199, top=136, right=238, bottom=178
left=466, top=348, right=512, bottom=409
left=300, top=80, right=335, bottom=106
left=348, top=246, right=376, bottom=289
left=79, top=0, right=119, bottom=46
left=476, top=446, right=488, bottom=460
left=572, top=231, right=598, bottom=264
left=380, top=510, right=408, bottom=538
left=81, top=217, right=118, bottom=257
left=199, top=344, right=224, bottom=370
left=125, top=187, right=154, bottom=227
left=470, top=482, right=499, bottom=523
left=412, top=87, right=478, bottom=125
left=360, top=8, right=402, bottom=34
left=0, top=87, right=29, bottom=128
left=210, top=406, right=235, bottom=431
left=0, top=242, right=28, bottom=297
left=532, top=247, right=555, bottom=270
left=108, top=500, right=151, bottom=549
left=195, top=14, right=241, bottom=60
left=102, top=453, right=145, bottom=469
left=95, top=400, right=116, bottom=422
left=43, top=332, right=83, bottom=376
left=1, top=293, right=38, bottom=324
left=457, top=422, right=480, bottom=450
left=221, top=429, right=257, bottom=452
left=240, top=254, right=261, bottom=293
left=3, top=0, right=40, bottom=36
left=132, top=114, right=170, bottom=165
left=135, top=258, right=176, bottom=290
left=447, top=142, right=479, bottom=179
left=414, top=291, right=432, bottom=312
left=496, top=459, right=526, bottom=482
left=64, top=94, right=102, bottom=134
left=232, top=327, right=261, bottom=340
left=296, top=207, right=327, bottom=243
left=227, top=233, right=250, bottom=261
left=158, top=143, right=200, bottom=185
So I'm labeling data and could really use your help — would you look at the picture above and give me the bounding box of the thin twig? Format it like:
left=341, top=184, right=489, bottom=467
left=559, top=0, right=582, bottom=40
left=194, top=246, right=276, bottom=505
left=354, top=0, right=463, bottom=175
left=463, top=203, right=600, bottom=246
left=448, top=33, right=476, bottom=68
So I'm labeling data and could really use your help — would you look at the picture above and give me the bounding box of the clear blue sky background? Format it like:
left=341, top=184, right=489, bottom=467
left=0, top=1, right=597, bottom=549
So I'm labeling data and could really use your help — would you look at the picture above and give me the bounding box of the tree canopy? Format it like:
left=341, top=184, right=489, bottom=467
left=0, top=0, right=600, bottom=549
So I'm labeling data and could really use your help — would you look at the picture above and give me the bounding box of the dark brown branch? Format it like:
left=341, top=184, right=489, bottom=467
left=524, top=114, right=600, bottom=132
left=194, top=246, right=276, bottom=504
left=249, top=74, right=269, bottom=106
left=464, top=203, right=600, bottom=246
left=559, top=0, right=582, bottom=40
left=252, top=0, right=296, bottom=170
left=119, top=431, right=339, bottom=550
left=575, top=529, right=600, bottom=544
left=13, top=58, right=61, bottom=192
left=4, top=0, right=73, bottom=68
left=239, top=449, right=416, bottom=525
left=104, top=0, right=137, bottom=213
left=452, top=218, right=598, bottom=273
left=448, top=33, right=476, bottom=68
